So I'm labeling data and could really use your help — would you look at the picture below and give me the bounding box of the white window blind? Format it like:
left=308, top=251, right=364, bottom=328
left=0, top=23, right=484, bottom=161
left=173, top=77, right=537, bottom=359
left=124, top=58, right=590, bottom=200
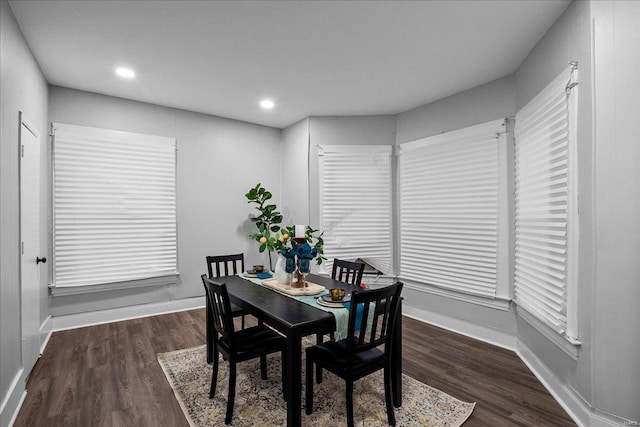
left=398, top=119, right=506, bottom=298
left=318, top=145, right=393, bottom=275
left=514, top=65, right=578, bottom=338
left=52, top=123, right=177, bottom=288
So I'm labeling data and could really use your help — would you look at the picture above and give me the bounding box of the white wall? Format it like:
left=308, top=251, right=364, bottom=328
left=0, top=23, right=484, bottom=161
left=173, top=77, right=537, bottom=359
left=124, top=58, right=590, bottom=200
left=590, top=0, right=640, bottom=420
left=0, top=0, right=49, bottom=424
left=48, top=86, right=283, bottom=316
left=396, top=75, right=516, bottom=144
left=280, top=118, right=310, bottom=225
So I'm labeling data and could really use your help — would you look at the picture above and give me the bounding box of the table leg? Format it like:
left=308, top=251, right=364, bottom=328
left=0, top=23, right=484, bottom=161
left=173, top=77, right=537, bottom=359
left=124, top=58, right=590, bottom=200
left=286, top=334, right=302, bottom=427
left=392, top=299, right=402, bottom=407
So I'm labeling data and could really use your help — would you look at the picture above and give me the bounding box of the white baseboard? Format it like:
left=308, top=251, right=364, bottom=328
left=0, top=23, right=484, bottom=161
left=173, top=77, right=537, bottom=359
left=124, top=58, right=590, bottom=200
left=51, top=296, right=205, bottom=332
left=516, top=341, right=631, bottom=427
left=39, top=315, right=52, bottom=355
left=0, top=368, right=26, bottom=427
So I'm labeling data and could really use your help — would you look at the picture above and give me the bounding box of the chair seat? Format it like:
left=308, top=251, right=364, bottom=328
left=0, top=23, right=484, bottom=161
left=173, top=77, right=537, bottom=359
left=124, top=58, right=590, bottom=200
left=306, top=339, right=384, bottom=378
left=220, top=325, right=285, bottom=361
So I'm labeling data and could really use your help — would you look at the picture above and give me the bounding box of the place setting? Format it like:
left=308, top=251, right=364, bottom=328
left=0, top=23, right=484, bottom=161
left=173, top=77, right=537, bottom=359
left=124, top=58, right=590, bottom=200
left=316, top=287, right=351, bottom=308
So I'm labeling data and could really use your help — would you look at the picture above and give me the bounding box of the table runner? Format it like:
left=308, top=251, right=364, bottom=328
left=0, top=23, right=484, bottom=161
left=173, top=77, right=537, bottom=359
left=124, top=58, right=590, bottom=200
left=240, top=274, right=351, bottom=339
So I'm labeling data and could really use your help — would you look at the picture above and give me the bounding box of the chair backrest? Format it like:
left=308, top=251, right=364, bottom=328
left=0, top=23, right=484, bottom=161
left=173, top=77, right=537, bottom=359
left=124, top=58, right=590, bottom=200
left=346, top=281, right=403, bottom=359
left=331, top=258, right=365, bottom=286
left=201, top=274, right=235, bottom=343
left=206, top=253, right=245, bottom=278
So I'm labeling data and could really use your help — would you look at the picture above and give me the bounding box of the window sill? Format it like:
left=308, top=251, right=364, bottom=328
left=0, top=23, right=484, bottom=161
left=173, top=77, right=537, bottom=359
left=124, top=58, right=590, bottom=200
left=401, top=279, right=511, bottom=311
left=49, top=273, right=180, bottom=297
left=516, top=305, right=581, bottom=360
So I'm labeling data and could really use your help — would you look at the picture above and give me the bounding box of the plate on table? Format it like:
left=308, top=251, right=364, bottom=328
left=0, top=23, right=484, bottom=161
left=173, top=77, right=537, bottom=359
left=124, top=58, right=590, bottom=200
left=321, top=293, right=351, bottom=303
left=244, top=270, right=258, bottom=278
left=316, top=297, right=347, bottom=308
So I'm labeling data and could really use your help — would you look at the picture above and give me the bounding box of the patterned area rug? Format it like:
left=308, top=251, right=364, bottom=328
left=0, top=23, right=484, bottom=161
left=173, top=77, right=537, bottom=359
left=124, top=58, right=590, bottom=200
left=158, top=343, right=475, bottom=426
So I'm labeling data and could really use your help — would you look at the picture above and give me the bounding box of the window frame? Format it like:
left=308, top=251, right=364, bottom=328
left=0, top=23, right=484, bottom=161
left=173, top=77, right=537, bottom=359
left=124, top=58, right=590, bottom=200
left=397, top=119, right=511, bottom=308
left=513, top=64, right=581, bottom=354
left=50, top=123, right=178, bottom=295
left=318, top=144, right=394, bottom=277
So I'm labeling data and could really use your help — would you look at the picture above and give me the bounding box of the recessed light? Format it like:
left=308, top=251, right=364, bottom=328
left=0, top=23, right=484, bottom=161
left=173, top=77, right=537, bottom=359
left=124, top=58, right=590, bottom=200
left=115, top=67, right=136, bottom=78
left=260, top=99, right=275, bottom=109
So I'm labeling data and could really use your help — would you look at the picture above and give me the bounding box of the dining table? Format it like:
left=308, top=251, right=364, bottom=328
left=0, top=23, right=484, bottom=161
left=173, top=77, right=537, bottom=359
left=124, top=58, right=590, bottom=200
left=211, top=273, right=402, bottom=427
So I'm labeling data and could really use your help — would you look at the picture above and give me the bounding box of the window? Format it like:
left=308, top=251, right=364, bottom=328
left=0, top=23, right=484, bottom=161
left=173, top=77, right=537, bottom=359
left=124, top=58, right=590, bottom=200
left=514, top=64, right=579, bottom=345
left=318, top=145, right=393, bottom=275
left=51, top=123, right=177, bottom=293
left=398, top=119, right=508, bottom=300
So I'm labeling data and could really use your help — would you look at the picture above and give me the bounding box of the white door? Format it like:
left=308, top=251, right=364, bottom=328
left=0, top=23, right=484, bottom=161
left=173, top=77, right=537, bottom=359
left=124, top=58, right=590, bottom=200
left=19, top=112, right=42, bottom=377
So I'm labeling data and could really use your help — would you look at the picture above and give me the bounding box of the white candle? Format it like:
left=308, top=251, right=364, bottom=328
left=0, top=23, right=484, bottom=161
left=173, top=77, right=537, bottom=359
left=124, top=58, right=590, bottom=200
left=295, top=224, right=306, bottom=238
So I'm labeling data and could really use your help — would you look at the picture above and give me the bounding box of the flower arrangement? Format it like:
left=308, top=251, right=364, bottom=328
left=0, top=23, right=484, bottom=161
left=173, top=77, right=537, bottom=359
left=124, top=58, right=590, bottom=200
left=246, top=183, right=325, bottom=271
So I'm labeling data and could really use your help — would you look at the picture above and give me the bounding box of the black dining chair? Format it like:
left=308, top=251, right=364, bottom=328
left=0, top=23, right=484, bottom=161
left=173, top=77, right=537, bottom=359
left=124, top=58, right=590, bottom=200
left=313, top=258, right=366, bottom=382
left=305, top=281, right=404, bottom=427
left=331, top=258, right=365, bottom=286
left=201, top=275, right=287, bottom=425
left=205, top=254, right=249, bottom=364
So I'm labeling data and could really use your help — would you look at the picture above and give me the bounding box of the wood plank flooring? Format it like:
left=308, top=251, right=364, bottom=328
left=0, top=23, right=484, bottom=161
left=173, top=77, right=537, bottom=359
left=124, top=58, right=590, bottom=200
left=14, top=310, right=575, bottom=426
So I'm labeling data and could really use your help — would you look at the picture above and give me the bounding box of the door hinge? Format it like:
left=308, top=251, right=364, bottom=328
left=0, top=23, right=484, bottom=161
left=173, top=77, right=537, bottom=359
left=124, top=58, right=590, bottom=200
left=21, top=241, right=24, bottom=255
left=21, top=144, right=24, bottom=158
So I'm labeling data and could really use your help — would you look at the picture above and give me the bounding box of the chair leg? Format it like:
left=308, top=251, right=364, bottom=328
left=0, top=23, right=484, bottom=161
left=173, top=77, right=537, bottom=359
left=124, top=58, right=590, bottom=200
left=346, top=379, right=355, bottom=427
left=281, top=350, right=288, bottom=401
left=305, top=355, right=314, bottom=415
left=260, top=354, right=268, bottom=380
left=384, top=366, right=396, bottom=426
left=241, top=314, right=245, bottom=329
left=206, top=298, right=213, bottom=364
left=209, top=349, right=219, bottom=398
left=225, top=362, right=237, bottom=425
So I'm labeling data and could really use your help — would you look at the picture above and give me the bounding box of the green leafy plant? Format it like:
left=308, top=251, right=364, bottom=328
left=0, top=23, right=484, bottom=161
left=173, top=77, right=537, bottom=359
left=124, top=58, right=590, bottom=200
left=245, top=183, right=325, bottom=270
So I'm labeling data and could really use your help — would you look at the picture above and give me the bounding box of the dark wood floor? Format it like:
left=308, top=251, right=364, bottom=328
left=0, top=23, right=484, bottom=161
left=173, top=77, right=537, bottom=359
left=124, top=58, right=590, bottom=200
left=14, top=309, right=575, bottom=426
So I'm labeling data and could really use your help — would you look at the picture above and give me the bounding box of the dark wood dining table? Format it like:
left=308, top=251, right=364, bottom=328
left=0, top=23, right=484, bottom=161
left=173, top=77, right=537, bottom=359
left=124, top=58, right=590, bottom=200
left=212, top=273, right=402, bottom=427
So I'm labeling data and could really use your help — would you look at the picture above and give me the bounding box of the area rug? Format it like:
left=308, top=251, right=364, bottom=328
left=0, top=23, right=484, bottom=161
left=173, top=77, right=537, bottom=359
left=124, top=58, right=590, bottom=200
left=158, top=343, right=475, bottom=426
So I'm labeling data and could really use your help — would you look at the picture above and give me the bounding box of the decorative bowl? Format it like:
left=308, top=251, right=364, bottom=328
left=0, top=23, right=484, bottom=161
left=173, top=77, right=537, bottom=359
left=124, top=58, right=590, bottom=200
left=329, top=288, right=346, bottom=301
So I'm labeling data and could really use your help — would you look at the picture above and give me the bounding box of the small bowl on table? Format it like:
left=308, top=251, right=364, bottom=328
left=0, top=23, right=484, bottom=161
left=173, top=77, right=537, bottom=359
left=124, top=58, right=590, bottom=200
left=329, top=287, right=346, bottom=301
left=253, top=264, right=264, bottom=273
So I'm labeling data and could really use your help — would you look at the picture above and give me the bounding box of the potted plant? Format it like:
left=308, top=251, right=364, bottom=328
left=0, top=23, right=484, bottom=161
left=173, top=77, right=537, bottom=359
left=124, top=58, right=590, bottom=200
left=246, top=183, right=325, bottom=271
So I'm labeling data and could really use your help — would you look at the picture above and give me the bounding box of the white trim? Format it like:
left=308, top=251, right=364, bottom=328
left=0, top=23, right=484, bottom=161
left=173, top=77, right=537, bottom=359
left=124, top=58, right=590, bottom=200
left=515, top=340, right=629, bottom=427
left=402, top=279, right=511, bottom=311
left=0, top=368, right=25, bottom=427
left=5, top=391, right=26, bottom=427
left=565, top=67, right=580, bottom=340
left=39, top=315, right=52, bottom=355
left=49, top=273, right=179, bottom=296
left=51, top=296, right=204, bottom=331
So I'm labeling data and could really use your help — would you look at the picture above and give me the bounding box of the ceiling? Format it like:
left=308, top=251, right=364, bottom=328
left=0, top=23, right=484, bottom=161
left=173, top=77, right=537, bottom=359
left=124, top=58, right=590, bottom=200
left=9, top=0, right=570, bottom=129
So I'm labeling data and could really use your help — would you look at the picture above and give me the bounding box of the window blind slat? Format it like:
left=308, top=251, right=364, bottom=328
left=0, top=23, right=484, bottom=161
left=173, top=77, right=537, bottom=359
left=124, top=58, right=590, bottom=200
left=319, top=146, right=393, bottom=275
left=52, top=123, right=177, bottom=288
left=514, top=67, right=574, bottom=334
left=399, top=119, right=504, bottom=297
